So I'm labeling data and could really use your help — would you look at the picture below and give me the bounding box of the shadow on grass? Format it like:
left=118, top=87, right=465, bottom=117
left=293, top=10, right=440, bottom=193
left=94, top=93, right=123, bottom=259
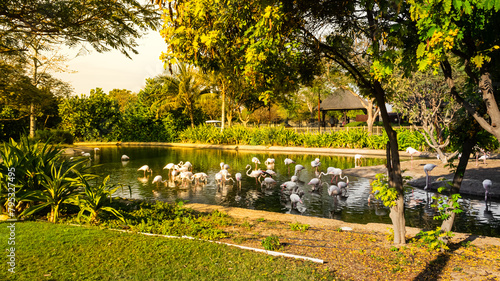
left=412, top=235, right=478, bottom=281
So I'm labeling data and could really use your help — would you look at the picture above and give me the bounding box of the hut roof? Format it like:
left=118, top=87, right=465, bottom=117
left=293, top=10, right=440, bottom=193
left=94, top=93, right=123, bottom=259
left=320, top=89, right=368, bottom=111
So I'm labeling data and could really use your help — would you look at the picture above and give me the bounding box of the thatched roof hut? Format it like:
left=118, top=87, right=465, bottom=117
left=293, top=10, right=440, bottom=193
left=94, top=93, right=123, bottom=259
left=319, top=89, right=368, bottom=111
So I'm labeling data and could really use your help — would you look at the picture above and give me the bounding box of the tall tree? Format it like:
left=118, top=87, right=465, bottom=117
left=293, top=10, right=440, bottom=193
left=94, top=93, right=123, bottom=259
left=408, top=0, right=500, bottom=140
left=390, top=68, right=462, bottom=163
left=1, top=0, right=160, bottom=136
left=151, top=64, right=210, bottom=128
left=408, top=0, right=500, bottom=238
left=158, top=0, right=316, bottom=130
left=157, top=0, right=416, bottom=244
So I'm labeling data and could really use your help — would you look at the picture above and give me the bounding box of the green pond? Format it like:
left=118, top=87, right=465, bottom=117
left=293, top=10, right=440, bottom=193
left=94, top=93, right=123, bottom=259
left=86, top=146, right=500, bottom=237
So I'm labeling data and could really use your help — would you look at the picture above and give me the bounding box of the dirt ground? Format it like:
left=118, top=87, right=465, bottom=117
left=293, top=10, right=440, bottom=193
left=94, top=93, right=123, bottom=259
left=187, top=202, right=500, bottom=281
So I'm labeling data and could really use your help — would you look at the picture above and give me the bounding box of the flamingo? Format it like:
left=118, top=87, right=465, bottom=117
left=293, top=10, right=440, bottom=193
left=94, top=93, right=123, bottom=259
left=323, top=167, right=348, bottom=184
left=477, top=153, right=490, bottom=166
left=179, top=171, right=194, bottom=186
left=337, top=177, right=350, bottom=197
left=308, top=178, right=322, bottom=191
left=290, top=193, right=303, bottom=209
left=138, top=165, right=152, bottom=177
left=319, top=167, right=337, bottom=183
left=121, top=155, right=130, bottom=161
left=235, top=173, right=242, bottom=188
left=246, top=164, right=262, bottom=183
left=183, top=161, right=193, bottom=171
left=81, top=151, right=91, bottom=157
left=354, top=154, right=363, bottom=167
left=483, top=179, right=492, bottom=202
left=215, top=172, right=223, bottom=186
left=261, top=177, right=277, bottom=189
left=265, top=158, right=275, bottom=170
left=284, top=158, right=295, bottom=174
left=311, top=158, right=321, bottom=175
left=294, top=164, right=305, bottom=178
left=193, top=172, right=208, bottom=184
left=252, top=157, right=261, bottom=170
left=281, top=181, right=298, bottom=193
left=423, top=164, right=437, bottom=190
left=327, top=184, right=342, bottom=197
left=163, top=163, right=175, bottom=181
left=291, top=175, right=299, bottom=182
left=406, top=147, right=421, bottom=169
left=152, top=175, right=167, bottom=186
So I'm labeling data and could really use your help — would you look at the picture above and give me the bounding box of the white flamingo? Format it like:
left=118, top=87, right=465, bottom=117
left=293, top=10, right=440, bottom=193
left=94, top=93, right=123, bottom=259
left=354, top=154, right=363, bottom=167
left=294, top=164, right=305, bottom=178
left=152, top=175, right=167, bottom=186
left=327, top=183, right=342, bottom=197
left=483, top=179, right=492, bottom=202
left=261, top=177, right=277, bottom=189
left=308, top=178, right=322, bottom=191
left=284, top=158, right=295, bottom=174
left=193, top=172, right=208, bottom=184
left=235, top=173, right=242, bottom=189
left=252, top=157, right=261, bottom=170
left=337, top=177, right=350, bottom=197
left=138, top=165, right=152, bottom=177
left=246, top=164, right=263, bottom=184
left=121, top=155, right=130, bottom=161
left=406, top=147, right=421, bottom=169
left=424, top=164, right=437, bottom=190
left=311, top=158, right=321, bottom=175
left=290, top=193, right=303, bottom=209
left=163, top=163, right=175, bottom=181
left=265, top=158, right=275, bottom=170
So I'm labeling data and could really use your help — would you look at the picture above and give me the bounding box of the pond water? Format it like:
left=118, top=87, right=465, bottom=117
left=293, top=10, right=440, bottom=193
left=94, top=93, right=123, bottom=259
left=86, top=146, right=500, bottom=237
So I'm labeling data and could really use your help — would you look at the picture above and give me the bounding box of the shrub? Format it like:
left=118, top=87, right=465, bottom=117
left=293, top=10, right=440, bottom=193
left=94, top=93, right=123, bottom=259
left=34, top=129, right=74, bottom=144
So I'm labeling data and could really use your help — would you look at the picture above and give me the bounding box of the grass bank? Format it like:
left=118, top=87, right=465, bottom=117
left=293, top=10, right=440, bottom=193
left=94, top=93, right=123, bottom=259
left=0, top=221, right=334, bottom=281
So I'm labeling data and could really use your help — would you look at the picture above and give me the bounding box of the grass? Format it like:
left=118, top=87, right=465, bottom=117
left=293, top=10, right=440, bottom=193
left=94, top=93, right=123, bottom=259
left=0, top=221, right=335, bottom=280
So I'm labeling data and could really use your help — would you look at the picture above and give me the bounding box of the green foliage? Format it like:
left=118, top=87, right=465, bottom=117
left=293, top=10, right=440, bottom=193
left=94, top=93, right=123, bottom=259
left=431, top=183, right=463, bottom=221
left=34, top=129, right=74, bottom=144
left=59, top=88, right=122, bottom=141
left=102, top=201, right=232, bottom=240
left=371, top=173, right=398, bottom=207
left=261, top=235, right=282, bottom=251
left=179, top=125, right=428, bottom=150
left=72, top=175, right=124, bottom=223
left=412, top=227, right=453, bottom=252
left=289, top=222, right=309, bottom=232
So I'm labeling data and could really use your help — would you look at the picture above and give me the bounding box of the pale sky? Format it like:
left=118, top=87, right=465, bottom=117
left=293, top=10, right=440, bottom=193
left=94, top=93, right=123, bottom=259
left=55, top=30, right=167, bottom=95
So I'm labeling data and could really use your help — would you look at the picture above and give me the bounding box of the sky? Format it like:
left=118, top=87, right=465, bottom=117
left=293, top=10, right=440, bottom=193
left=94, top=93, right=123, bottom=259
left=54, top=30, right=167, bottom=96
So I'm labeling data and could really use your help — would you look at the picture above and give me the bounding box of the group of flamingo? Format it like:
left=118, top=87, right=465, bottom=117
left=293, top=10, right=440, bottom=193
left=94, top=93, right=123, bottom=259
left=121, top=154, right=208, bottom=188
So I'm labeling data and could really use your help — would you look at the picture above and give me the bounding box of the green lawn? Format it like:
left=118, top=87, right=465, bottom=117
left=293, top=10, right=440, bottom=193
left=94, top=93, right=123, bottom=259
left=0, top=221, right=334, bottom=280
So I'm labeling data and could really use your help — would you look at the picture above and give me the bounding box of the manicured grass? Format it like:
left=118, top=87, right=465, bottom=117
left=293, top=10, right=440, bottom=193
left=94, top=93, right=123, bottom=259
left=0, top=221, right=334, bottom=280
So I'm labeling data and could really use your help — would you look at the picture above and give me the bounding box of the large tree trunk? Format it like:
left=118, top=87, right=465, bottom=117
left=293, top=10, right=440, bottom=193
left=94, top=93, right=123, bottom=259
left=373, top=81, right=405, bottom=244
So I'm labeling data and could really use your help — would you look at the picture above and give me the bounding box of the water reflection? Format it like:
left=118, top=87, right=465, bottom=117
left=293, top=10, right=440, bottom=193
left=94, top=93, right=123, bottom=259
left=81, top=146, right=499, bottom=237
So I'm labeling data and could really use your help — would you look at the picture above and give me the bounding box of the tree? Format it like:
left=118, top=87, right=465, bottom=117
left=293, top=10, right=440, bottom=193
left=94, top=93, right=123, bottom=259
left=109, top=89, right=137, bottom=113
left=1, top=0, right=160, bottom=56
left=391, top=69, right=462, bottom=163
left=407, top=0, right=500, bottom=240
left=158, top=0, right=316, bottom=130
left=59, top=88, right=121, bottom=141
left=1, top=0, right=160, bottom=136
left=157, top=0, right=415, bottom=244
left=408, top=0, right=500, bottom=141
left=150, top=64, right=210, bottom=128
